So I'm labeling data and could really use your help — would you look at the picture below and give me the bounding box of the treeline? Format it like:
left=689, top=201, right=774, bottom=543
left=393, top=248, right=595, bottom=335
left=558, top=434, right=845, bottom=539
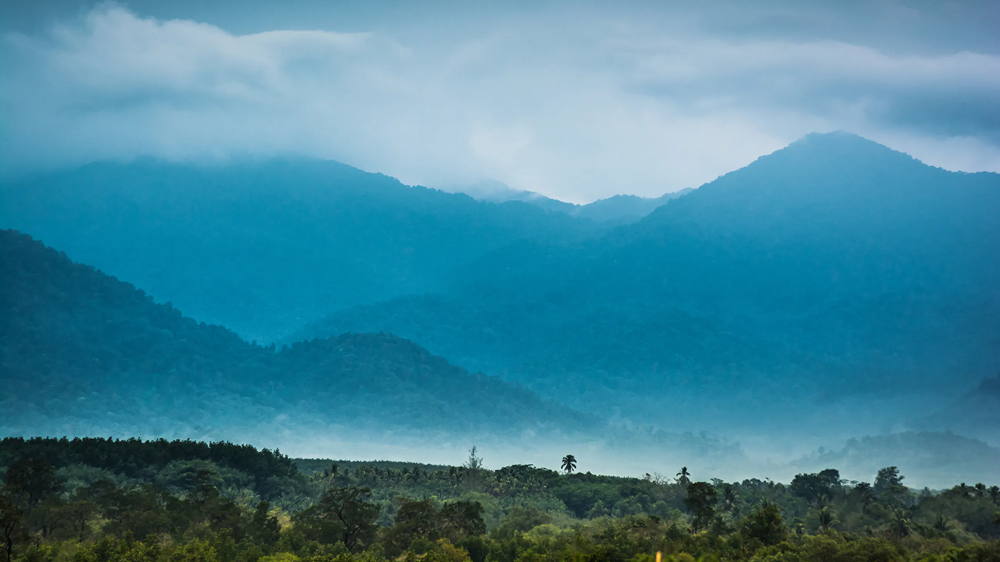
left=0, top=438, right=298, bottom=497
left=2, top=438, right=1000, bottom=561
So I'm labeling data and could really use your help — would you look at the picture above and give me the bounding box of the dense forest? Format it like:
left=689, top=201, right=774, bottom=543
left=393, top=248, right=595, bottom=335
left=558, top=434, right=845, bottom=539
left=0, top=229, right=597, bottom=441
left=1, top=437, right=999, bottom=562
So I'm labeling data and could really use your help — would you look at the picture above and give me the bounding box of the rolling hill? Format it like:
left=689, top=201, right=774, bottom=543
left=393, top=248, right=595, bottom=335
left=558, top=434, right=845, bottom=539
left=0, top=229, right=596, bottom=442
left=0, top=229, right=750, bottom=474
left=0, top=158, right=605, bottom=343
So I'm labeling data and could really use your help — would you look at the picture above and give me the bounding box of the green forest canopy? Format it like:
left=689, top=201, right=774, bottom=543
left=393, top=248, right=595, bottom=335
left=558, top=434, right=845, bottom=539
left=1, top=436, right=998, bottom=562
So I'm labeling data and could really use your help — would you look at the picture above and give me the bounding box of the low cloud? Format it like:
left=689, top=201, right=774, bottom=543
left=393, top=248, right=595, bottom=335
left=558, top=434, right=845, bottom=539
left=1, top=4, right=998, bottom=201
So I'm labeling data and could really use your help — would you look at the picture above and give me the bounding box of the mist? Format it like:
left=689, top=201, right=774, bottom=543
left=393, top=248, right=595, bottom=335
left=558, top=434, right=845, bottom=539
left=3, top=1, right=1000, bottom=201
left=1, top=3, right=1000, bottom=556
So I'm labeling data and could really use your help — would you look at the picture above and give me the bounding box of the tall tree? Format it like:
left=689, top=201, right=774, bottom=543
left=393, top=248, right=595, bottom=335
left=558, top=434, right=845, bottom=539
left=300, top=486, right=378, bottom=552
left=740, top=503, right=787, bottom=547
left=684, top=482, right=717, bottom=532
left=3, top=459, right=60, bottom=506
left=892, top=510, right=911, bottom=539
left=464, top=446, right=485, bottom=490
left=0, top=487, right=24, bottom=562
left=561, top=455, right=577, bottom=474
left=722, top=485, right=738, bottom=513
left=817, top=507, right=836, bottom=531
left=676, top=467, right=692, bottom=488
left=875, top=467, right=907, bottom=505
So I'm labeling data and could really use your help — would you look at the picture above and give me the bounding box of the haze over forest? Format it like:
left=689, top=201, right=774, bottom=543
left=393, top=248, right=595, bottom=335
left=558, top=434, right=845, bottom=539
left=2, top=0, right=1000, bottom=494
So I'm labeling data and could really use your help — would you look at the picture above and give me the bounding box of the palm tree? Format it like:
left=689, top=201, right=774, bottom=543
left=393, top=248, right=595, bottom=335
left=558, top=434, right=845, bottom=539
left=813, top=495, right=830, bottom=511
left=817, top=507, right=835, bottom=531
left=892, top=509, right=911, bottom=539
left=722, top=485, right=738, bottom=513
left=561, top=455, right=577, bottom=474
left=676, top=467, right=691, bottom=487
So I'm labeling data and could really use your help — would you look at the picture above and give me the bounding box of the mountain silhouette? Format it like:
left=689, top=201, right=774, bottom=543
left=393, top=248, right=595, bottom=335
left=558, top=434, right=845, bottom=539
left=0, top=158, right=604, bottom=343
left=298, top=133, right=1000, bottom=439
left=0, top=229, right=596, bottom=442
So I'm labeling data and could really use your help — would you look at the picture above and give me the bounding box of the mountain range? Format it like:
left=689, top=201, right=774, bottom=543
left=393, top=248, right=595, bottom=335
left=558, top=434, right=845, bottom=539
left=0, top=158, right=605, bottom=343
left=2, top=131, right=999, bottom=484
left=296, top=133, right=1000, bottom=440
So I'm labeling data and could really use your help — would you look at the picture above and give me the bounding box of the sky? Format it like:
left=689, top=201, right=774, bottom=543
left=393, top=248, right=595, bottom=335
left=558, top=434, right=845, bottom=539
left=2, top=0, right=999, bottom=202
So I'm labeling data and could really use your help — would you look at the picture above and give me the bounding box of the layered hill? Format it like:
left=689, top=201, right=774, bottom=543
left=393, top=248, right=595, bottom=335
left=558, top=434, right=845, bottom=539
left=0, top=229, right=596, bottom=442
left=448, top=180, right=692, bottom=225
left=0, top=158, right=605, bottom=343
left=298, top=133, right=1000, bottom=439
left=0, top=229, right=750, bottom=474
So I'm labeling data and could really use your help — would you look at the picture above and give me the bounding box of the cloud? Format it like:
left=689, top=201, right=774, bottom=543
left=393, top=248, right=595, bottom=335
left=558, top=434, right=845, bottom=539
left=624, top=37, right=1000, bottom=140
left=1, top=4, right=998, bottom=201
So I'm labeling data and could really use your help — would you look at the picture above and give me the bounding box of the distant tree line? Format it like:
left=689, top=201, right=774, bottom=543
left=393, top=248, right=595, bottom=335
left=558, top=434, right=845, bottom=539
left=1, top=438, right=999, bottom=562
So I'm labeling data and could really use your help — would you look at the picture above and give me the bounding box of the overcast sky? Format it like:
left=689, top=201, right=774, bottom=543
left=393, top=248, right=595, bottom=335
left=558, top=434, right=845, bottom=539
left=2, top=0, right=998, bottom=202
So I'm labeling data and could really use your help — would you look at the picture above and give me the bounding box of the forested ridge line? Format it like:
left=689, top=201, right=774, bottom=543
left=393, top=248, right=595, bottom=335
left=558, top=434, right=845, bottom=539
left=1, top=436, right=999, bottom=562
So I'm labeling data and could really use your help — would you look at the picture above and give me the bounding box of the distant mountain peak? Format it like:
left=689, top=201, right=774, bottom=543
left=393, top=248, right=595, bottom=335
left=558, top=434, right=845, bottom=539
left=758, top=131, right=921, bottom=169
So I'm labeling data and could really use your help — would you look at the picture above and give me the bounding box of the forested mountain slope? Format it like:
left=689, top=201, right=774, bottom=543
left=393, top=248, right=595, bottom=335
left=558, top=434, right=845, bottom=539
left=0, top=158, right=605, bottom=343
left=298, top=133, right=1000, bottom=438
left=0, top=230, right=595, bottom=442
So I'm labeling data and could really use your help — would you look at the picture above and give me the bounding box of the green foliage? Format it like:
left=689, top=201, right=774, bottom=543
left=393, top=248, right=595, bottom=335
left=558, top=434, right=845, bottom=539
left=789, top=470, right=840, bottom=503
left=295, top=487, right=378, bottom=552
left=684, top=483, right=717, bottom=532
left=0, top=437, right=998, bottom=562
left=740, top=504, right=788, bottom=549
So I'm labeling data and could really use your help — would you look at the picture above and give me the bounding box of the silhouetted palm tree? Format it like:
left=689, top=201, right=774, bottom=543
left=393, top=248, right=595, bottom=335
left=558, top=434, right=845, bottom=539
left=676, top=467, right=691, bottom=487
left=561, top=455, right=577, bottom=474
left=989, top=486, right=1000, bottom=504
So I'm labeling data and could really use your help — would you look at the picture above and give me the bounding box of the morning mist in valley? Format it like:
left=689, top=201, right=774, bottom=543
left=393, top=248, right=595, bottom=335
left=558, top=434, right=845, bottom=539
left=1, top=2, right=999, bottom=561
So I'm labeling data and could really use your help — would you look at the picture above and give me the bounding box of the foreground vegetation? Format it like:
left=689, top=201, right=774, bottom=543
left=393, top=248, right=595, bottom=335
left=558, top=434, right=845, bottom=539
left=2, top=438, right=999, bottom=562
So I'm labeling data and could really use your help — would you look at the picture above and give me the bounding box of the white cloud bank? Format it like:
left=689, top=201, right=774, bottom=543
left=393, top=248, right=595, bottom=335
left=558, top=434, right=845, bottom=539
left=2, top=5, right=998, bottom=201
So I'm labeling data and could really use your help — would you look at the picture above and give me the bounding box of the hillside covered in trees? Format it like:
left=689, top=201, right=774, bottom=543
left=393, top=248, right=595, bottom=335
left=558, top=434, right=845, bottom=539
left=0, top=158, right=607, bottom=343
left=0, top=229, right=597, bottom=443
left=296, top=133, right=1000, bottom=442
left=4, top=134, right=997, bottom=449
left=1, top=437, right=999, bottom=562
